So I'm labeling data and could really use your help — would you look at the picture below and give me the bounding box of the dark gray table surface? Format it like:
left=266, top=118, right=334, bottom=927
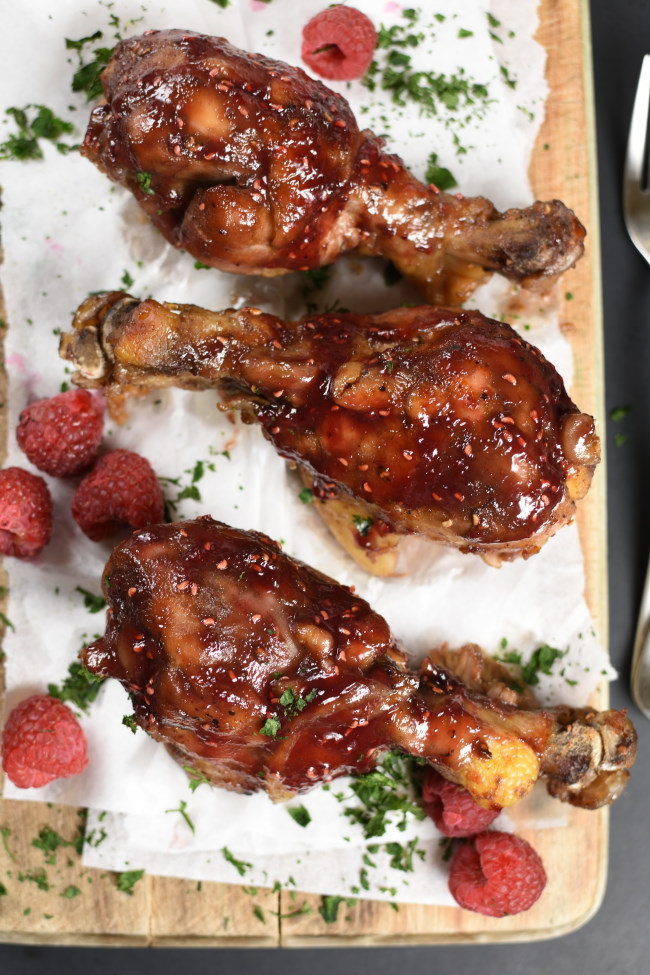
left=2, top=1, right=649, bottom=972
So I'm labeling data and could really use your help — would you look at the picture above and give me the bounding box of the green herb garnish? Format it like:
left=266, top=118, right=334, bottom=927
left=75, top=586, right=107, bottom=614
left=48, top=661, right=105, bottom=713
left=116, top=869, right=145, bottom=895
left=424, top=151, right=457, bottom=191
left=287, top=805, right=311, bottom=828
left=352, top=515, right=374, bottom=538
left=222, top=847, right=252, bottom=877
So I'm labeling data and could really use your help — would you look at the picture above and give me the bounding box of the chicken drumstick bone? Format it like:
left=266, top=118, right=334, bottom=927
left=61, top=292, right=600, bottom=568
left=82, top=29, right=585, bottom=304
left=82, top=518, right=636, bottom=810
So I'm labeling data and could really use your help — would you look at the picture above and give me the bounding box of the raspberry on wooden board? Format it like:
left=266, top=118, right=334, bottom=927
left=448, top=830, right=547, bottom=917
left=0, top=466, right=53, bottom=558
left=301, top=6, right=377, bottom=81
left=1, top=694, right=88, bottom=788
left=16, top=388, right=104, bottom=477
left=71, top=448, right=164, bottom=541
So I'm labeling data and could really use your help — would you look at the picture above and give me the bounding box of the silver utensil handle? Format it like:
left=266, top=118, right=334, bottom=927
left=631, top=552, right=650, bottom=718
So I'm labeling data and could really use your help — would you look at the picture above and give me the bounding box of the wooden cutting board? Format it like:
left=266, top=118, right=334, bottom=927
left=0, top=0, right=607, bottom=946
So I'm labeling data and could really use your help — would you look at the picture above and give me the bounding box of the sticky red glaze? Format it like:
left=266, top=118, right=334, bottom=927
left=82, top=30, right=585, bottom=301
left=82, top=518, right=551, bottom=799
left=91, top=299, right=597, bottom=556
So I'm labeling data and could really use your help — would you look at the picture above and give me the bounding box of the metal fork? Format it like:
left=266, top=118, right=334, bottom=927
left=623, top=54, right=650, bottom=719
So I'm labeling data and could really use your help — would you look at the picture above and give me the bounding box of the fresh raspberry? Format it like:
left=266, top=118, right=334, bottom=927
left=302, top=6, right=377, bottom=81
left=448, top=831, right=547, bottom=917
left=422, top=767, right=500, bottom=837
left=71, top=448, right=164, bottom=541
left=16, top=389, right=104, bottom=477
left=0, top=467, right=53, bottom=558
left=1, top=694, right=88, bottom=788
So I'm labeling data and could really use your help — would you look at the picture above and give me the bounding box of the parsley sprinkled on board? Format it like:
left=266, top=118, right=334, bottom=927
left=116, top=869, right=145, bottom=895
left=0, top=105, right=75, bottom=160
left=222, top=847, right=252, bottom=877
left=343, top=750, right=425, bottom=838
left=66, top=32, right=114, bottom=101
left=48, top=661, right=105, bottom=713
left=165, top=800, right=195, bottom=834
left=183, top=765, right=211, bottom=792
left=298, top=487, right=314, bottom=504
left=75, top=586, right=107, bottom=614
left=62, top=885, right=82, bottom=899
left=1, top=826, right=16, bottom=862
left=362, top=9, right=490, bottom=153
left=122, top=714, right=138, bottom=734
left=287, top=805, right=311, bottom=827
left=496, top=642, right=568, bottom=686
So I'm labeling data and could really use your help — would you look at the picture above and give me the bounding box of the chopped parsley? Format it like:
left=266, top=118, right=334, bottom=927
left=362, top=9, right=490, bottom=152
left=287, top=805, right=311, bottom=828
left=278, top=686, right=317, bottom=718
left=1, top=826, right=16, bottom=862
left=121, top=269, right=135, bottom=290
left=424, top=151, right=457, bottom=192
left=183, top=765, right=211, bottom=793
left=75, top=586, right=107, bottom=614
left=298, top=487, right=314, bottom=504
left=165, top=800, right=195, bottom=834
left=48, top=661, right=105, bottom=713
left=0, top=104, right=75, bottom=161
left=343, top=750, right=425, bottom=839
left=122, top=714, right=138, bottom=734
left=609, top=405, right=630, bottom=423
left=520, top=644, right=566, bottom=685
left=259, top=714, right=282, bottom=738
left=352, top=515, right=374, bottom=538
left=136, top=171, right=154, bottom=195
left=116, top=869, right=145, bottom=895
left=62, top=885, right=81, bottom=899
left=66, top=32, right=114, bottom=101
left=496, top=642, right=567, bottom=686
left=222, top=847, right=252, bottom=877
left=319, top=894, right=356, bottom=923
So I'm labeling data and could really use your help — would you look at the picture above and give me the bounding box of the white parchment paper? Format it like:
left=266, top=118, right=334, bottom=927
left=0, top=0, right=610, bottom=905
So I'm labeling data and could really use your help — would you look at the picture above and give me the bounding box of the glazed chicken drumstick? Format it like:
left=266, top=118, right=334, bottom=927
left=61, top=292, right=600, bottom=569
left=82, top=518, right=636, bottom=810
left=82, top=29, right=585, bottom=304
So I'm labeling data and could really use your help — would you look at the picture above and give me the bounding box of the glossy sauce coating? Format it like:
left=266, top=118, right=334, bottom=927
left=64, top=295, right=600, bottom=560
left=83, top=518, right=552, bottom=805
left=82, top=29, right=586, bottom=304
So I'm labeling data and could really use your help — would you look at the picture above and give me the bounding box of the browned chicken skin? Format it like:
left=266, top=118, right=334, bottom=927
left=61, top=293, right=600, bottom=565
left=82, top=29, right=586, bottom=304
left=82, top=518, right=636, bottom=809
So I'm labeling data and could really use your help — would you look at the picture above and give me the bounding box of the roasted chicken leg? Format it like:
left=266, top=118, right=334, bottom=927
left=82, top=517, right=636, bottom=809
left=61, top=292, right=600, bottom=568
left=82, top=29, right=586, bottom=304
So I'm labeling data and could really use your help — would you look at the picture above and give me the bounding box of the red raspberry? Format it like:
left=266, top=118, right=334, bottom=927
left=302, top=6, right=377, bottom=81
left=0, top=467, right=52, bottom=558
left=422, top=767, right=500, bottom=837
left=71, top=448, right=164, bottom=541
left=16, top=389, right=104, bottom=477
left=1, top=694, right=88, bottom=788
left=448, top=831, right=547, bottom=917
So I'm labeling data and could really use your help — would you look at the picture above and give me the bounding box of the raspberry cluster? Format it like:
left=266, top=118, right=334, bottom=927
left=422, top=767, right=547, bottom=916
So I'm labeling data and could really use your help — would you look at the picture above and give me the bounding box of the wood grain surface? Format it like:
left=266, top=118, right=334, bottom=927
left=0, top=0, right=607, bottom=947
